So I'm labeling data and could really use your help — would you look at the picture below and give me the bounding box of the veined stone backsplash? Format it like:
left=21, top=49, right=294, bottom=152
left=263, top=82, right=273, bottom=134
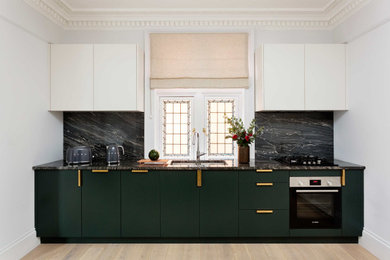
left=255, top=112, right=333, bottom=161
left=64, top=112, right=144, bottom=161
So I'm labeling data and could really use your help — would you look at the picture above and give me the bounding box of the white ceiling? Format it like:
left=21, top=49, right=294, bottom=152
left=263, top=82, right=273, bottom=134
left=62, top=0, right=334, bottom=10
left=24, top=0, right=371, bottom=30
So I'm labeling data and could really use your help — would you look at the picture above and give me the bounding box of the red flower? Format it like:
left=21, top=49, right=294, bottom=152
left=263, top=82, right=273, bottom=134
left=232, top=134, right=238, bottom=140
left=245, top=135, right=250, bottom=141
left=249, top=133, right=253, bottom=137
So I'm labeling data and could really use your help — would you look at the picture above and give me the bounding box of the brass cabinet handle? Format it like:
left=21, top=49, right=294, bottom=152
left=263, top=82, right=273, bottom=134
left=256, top=210, right=274, bottom=214
left=197, top=169, right=202, bottom=187
left=132, top=169, right=148, bottom=173
left=341, top=169, right=346, bottom=186
left=256, top=182, right=273, bottom=187
left=256, top=169, right=273, bottom=173
left=77, top=170, right=81, bottom=187
left=92, top=170, right=109, bottom=173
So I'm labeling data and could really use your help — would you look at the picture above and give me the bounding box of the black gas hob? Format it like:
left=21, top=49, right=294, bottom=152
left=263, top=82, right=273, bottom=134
left=276, top=155, right=338, bottom=166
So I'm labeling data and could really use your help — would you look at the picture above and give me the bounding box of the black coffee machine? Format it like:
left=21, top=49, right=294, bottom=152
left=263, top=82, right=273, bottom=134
left=106, top=144, right=125, bottom=165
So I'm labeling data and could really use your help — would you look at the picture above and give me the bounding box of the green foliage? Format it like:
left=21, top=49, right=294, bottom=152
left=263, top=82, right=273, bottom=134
left=225, top=116, right=264, bottom=147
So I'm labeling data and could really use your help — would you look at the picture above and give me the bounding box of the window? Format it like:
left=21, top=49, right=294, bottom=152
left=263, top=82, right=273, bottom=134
left=156, top=90, right=242, bottom=159
left=207, top=99, right=235, bottom=156
left=162, top=99, right=191, bottom=156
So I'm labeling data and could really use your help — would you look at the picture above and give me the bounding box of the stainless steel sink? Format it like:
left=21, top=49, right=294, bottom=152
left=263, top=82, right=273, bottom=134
left=170, top=160, right=228, bottom=166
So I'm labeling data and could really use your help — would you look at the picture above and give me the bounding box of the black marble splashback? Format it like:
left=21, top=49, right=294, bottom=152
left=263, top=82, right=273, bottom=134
left=255, top=112, right=333, bottom=161
left=64, top=112, right=144, bottom=161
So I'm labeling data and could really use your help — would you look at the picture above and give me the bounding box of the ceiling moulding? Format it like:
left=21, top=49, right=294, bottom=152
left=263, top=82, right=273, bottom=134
left=24, top=0, right=371, bottom=30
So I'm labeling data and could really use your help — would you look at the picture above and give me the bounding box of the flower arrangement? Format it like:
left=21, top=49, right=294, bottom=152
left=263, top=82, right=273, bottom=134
left=225, top=116, right=264, bottom=147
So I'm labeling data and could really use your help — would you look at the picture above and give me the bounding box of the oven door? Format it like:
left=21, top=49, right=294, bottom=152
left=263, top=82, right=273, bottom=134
left=290, top=188, right=341, bottom=229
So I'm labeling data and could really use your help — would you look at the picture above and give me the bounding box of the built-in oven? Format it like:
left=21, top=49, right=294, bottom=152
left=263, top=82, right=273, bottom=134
left=290, top=176, right=341, bottom=229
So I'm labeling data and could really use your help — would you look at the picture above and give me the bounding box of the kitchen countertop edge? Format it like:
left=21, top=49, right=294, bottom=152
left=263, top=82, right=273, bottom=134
left=32, top=159, right=365, bottom=171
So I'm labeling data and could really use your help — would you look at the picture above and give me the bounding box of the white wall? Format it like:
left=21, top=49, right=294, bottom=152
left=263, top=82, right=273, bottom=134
left=334, top=21, right=390, bottom=259
left=333, top=0, right=390, bottom=43
left=0, top=17, right=63, bottom=259
left=0, top=0, right=62, bottom=43
left=60, top=30, right=145, bottom=45
left=256, top=30, right=334, bottom=44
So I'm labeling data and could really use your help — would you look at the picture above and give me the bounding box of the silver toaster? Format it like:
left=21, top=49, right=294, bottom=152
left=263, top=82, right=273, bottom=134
left=65, top=146, right=92, bottom=165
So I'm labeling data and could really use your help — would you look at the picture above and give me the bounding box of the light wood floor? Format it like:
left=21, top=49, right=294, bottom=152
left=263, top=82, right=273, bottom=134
left=23, top=243, right=377, bottom=260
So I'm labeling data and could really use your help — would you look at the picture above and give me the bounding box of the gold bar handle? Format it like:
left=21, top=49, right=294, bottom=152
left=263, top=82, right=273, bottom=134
left=77, top=170, right=81, bottom=187
left=256, top=182, right=273, bottom=187
left=132, top=169, right=149, bottom=173
left=197, top=170, right=202, bottom=187
left=341, top=169, right=346, bottom=186
left=256, top=169, right=273, bottom=173
left=92, top=169, right=109, bottom=173
left=256, top=210, right=274, bottom=214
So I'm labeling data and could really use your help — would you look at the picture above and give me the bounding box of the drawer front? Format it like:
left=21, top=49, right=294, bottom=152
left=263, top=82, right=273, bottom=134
left=240, top=170, right=289, bottom=183
left=240, top=182, right=289, bottom=209
left=290, top=170, right=341, bottom=177
left=239, top=209, right=289, bottom=237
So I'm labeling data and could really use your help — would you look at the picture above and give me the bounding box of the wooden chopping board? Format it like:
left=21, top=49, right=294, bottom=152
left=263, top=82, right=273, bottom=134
left=137, top=159, right=170, bottom=165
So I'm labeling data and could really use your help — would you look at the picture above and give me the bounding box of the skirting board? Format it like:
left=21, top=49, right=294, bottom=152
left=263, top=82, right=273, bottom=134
left=359, top=229, right=390, bottom=260
left=0, top=230, right=40, bottom=260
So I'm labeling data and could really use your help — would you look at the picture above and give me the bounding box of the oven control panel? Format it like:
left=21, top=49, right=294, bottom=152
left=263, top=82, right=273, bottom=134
left=289, top=176, right=341, bottom=187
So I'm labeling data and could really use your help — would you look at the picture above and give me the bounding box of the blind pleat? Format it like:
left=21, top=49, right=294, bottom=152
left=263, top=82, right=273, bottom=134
left=150, top=33, right=249, bottom=89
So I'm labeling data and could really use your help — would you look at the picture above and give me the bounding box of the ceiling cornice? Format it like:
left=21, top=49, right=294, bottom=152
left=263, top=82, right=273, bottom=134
left=24, top=0, right=371, bottom=30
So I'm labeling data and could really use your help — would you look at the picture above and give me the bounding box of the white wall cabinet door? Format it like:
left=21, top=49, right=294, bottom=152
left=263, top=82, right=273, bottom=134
left=50, top=44, right=93, bottom=111
left=305, top=44, right=346, bottom=110
left=94, top=44, right=143, bottom=111
left=262, top=44, right=305, bottom=110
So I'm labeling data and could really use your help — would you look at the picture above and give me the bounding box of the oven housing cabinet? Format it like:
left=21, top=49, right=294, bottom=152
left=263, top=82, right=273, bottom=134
left=289, top=170, right=364, bottom=238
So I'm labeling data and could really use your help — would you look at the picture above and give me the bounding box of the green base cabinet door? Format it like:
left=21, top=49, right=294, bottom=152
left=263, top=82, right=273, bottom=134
left=161, top=171, right=199, bottom=237
left=35, top=170, right=81, bottom=238
left=82, top=170, right=120, bottom=237
left=342, top=170, right=364, bottom=236
left=121, top=170, right=160, bottom=237
left=239, top=209, right=289, bottom=237
left=200, top=171, right=238, bottom=237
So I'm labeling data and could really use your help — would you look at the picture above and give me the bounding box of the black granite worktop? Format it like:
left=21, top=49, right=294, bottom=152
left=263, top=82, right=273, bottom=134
left=33, top=159, right=365, bottom=171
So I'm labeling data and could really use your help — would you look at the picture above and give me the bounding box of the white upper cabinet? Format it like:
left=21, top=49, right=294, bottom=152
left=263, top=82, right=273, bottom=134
left=50, top=44, right=144, bottom=111
left=94, top=44, right=144, bottom=111
left=260, top=44, right=305, bottom=111
left=305, top=44, right=346, bottom=110
left=50, top=44, right=94, bottom=111
left=255, top=44, right=347, bottom=111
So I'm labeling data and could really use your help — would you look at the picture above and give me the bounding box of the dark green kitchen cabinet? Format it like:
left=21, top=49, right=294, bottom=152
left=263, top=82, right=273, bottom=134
left=121, top=170, right=160, bottom=237
left=35, top=170, right=81, bottom=237
left=238, top=170, right=289, bottom=237
left=239, top=209, right=289, bottom=237
left=248, top=170, right=289, bottom=182
left=82, top=170, right=120, bottom=237
left=160, top=171, right=199, bottom=237
left=199, top=171, right=238, bottom=237
left=239, top=170, right=289, bottom=209
left=342, top=170, right=364, bottom=236
left=240, top=182, right=289, bottom=209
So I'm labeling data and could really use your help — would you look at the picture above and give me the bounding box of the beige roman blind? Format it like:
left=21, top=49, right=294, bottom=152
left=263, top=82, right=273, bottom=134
left=150, top=33, right=249, bottom=89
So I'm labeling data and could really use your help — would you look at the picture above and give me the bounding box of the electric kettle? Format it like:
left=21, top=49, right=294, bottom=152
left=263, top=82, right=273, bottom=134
left=106, top=144, right=125, bottom=165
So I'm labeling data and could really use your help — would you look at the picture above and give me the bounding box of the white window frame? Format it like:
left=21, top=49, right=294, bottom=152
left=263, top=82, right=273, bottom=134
left=154, top=89, right=244, bottom=160
left=205, top=97, right=237, bottom=159
left=158, top=96, right=194, bottom=159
